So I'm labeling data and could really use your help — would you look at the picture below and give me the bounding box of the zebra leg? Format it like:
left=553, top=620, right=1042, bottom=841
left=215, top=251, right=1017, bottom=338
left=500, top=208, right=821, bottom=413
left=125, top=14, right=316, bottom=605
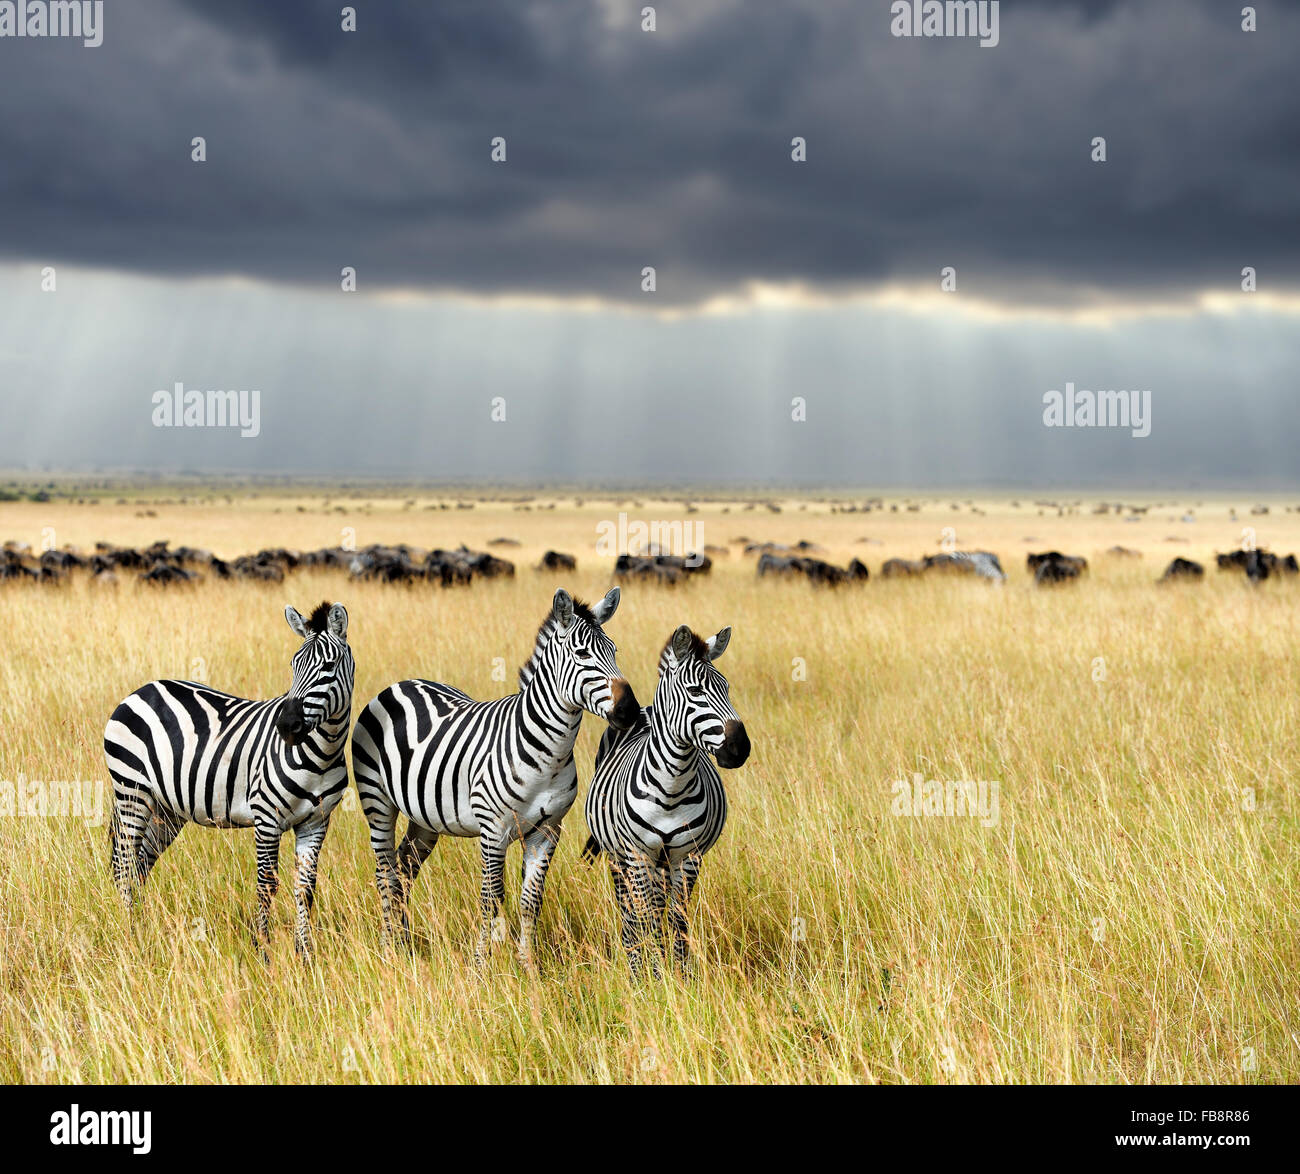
left=668, top=854, right=701, bottom=975
left=517, top=824, right=561, bottom=974
left=609, top=858, right=643, bottom=979
left=611, top=855, right=661, bottom=981
left=253, top=821, right=281, bottom=960
left=108, top=781, right=155, bottom=907
left=292, top=816, right=330, bottom=962
left=136, top=807, right=185, bottom=887
left=628, top=857, right=664, bottom=981
left=360, top=790, right=405, bottom=945
left=649, top=863, right=671, bottom=972
left=474, top=833, right=509, bottom=967
left=395, top=823, right=440, bottom=939
left=109, top=797, right=141, bottom=907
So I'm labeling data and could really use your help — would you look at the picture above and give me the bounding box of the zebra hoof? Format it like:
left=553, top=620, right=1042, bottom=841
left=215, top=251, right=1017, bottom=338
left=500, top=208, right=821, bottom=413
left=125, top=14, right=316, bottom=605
left=384, top=928, right=413, bottom=953
left=628, top=960, right=663, bottom=984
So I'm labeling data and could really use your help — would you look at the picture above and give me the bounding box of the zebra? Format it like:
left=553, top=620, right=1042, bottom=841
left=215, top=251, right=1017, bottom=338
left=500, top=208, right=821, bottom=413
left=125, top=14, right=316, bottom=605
left=583, top=624, right=751, bottom=979
left=103, top=601, right=354, bottom=960
left=351, top=587, right=638, bottom=970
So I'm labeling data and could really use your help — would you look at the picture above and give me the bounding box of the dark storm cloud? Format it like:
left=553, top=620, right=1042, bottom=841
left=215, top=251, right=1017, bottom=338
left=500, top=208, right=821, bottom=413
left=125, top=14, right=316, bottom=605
left=1, top=0, right=1297, bottom=304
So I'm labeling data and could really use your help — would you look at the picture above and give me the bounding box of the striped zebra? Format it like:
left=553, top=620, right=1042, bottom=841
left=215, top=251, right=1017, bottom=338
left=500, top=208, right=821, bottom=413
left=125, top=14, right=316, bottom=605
left=103, top=602, right=354, bottom=959
left=583, top=624, right=750, bottom=979
left=351, top=587, right=638, bottom=969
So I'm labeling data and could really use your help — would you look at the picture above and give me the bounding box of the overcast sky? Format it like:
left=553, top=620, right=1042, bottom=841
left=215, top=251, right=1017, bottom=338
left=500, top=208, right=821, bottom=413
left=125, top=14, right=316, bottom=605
left=1, top=0, right=1297, bottom=488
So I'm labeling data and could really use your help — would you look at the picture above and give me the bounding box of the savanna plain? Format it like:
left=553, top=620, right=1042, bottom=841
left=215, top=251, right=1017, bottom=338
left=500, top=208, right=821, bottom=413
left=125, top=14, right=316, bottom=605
left=1, top=486, right=1296, bottom=1083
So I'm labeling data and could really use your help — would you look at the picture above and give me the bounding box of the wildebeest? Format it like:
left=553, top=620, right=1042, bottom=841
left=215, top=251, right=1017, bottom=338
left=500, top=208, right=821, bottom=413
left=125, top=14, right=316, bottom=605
left=40, top=549, right=86, bottom=572
left=139, top=560, right=200, bottom=585
left=881, top=557, right=926, bottom=578
left=1159, top=557, right=1204, bottom=582
left=300, top=546, right=355, bottom=571
left=744, top=540, right=823, bottom=556
left=756, top=553, right=868, bottom=585
left=537, top=550, right=577, bottom=572
left=348, top=545, right=425, bottom=583
left=1105, top=545, right=1143, bottom=558
left=232, top=551, right=289, bottom=582
left=1028, top=551, right=1088, bottom=585
left=1216, top=548, right=1299, bottom=583
left=445, top=546, right=515, bottom=580
left=615, top=555, right=681, bottom=584
left=1217, top=549, right=1269, bottom=583
left=0, top=548, right=39, bottom=580
left=94, top=542, right=146, bottom=570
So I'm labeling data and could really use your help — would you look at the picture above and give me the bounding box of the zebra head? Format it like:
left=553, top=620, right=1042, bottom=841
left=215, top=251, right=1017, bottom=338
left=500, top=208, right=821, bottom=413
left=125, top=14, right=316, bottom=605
left=531, top=587, right=639, bottom=729
left=658, top=624, right=750, bottom=768
left=276, top=601, right=355, bottom=746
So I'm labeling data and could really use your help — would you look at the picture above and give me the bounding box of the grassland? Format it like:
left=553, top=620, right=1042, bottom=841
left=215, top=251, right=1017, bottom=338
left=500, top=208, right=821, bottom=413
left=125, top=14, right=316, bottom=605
left=1, top=489, right=1297, bottom=1083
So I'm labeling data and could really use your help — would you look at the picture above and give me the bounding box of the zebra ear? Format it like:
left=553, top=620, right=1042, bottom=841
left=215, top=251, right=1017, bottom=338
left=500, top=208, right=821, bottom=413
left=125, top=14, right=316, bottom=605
left=285, top=606, right=309, bottom=639
left=327, top=603, right=348, bottom=640
left=590, top=586, right=620, bottom=625
left=553, top=588, right=575, bottom=630
left=670, top=625, right=694, bottom=664
left=706, top=626, right=732, bottom=662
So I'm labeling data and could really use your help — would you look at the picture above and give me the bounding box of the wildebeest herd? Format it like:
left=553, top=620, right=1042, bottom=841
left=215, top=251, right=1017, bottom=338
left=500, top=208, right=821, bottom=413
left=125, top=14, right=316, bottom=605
left=612, top=551, right=714, bottom=585
left=4, top=537, right=1298, bottom=591
left=0, top=540, right=532, bottom=587
left=757, top=543, right=1299, bottom=588
left=1158, top=550, right=1300, bottom=583
left=1214, top=548, right=1299, bottom=582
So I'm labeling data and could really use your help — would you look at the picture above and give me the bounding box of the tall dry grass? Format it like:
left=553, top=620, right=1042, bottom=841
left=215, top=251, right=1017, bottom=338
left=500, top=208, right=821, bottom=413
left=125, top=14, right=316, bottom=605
left=0, top=492, right=1296, bottom=1083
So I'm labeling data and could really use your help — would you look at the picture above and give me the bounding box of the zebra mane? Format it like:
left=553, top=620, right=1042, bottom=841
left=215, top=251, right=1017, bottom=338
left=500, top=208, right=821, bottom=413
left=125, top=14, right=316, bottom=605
left=306, top=601, right=333, bottom=634
left=518, top=597, right=597, bottom=688
left=659, top=628, right=709, bottom=672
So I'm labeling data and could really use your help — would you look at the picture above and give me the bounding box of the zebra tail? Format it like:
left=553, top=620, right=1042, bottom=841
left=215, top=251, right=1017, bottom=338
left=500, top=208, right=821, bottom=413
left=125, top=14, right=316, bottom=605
left=580, top=835, right=601, bottom=864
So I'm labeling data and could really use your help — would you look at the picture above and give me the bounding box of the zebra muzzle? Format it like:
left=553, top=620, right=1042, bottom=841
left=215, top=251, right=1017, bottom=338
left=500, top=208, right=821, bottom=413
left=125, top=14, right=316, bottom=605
left=606, top=679, right=639, bottom=730
left=715, top=720, right=750, bottom=768
left=275, top=697, right=309, bottom=746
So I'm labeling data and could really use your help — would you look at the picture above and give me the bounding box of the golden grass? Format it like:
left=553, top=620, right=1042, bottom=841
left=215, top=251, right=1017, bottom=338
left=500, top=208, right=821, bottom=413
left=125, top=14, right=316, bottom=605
left=0, top=492, right=1296, bottom=1083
